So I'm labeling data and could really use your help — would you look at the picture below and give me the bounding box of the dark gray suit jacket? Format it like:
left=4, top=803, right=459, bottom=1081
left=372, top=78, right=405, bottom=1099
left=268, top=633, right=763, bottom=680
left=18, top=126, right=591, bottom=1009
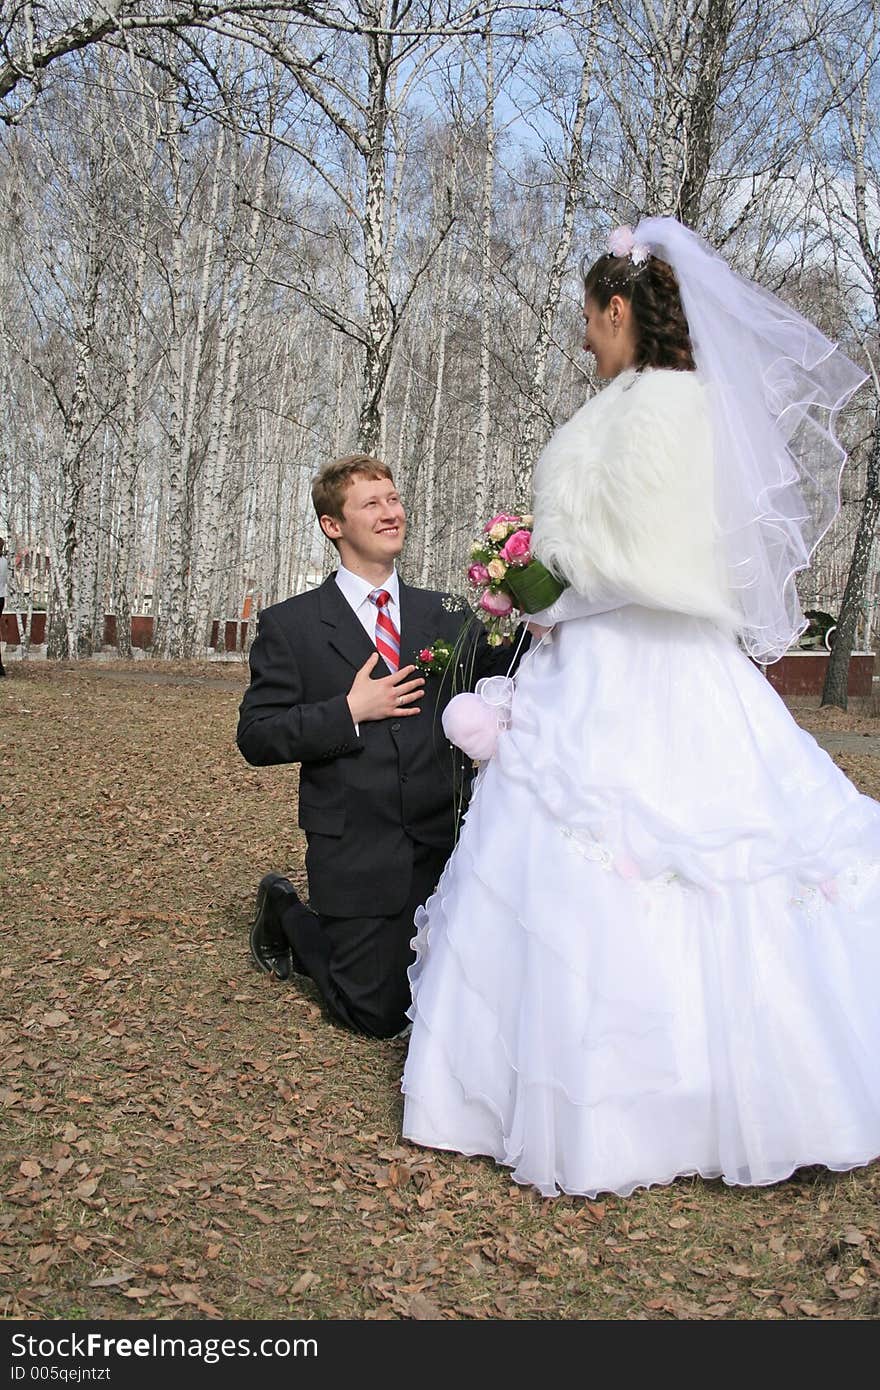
left=237, top=574, right=516, bottom=917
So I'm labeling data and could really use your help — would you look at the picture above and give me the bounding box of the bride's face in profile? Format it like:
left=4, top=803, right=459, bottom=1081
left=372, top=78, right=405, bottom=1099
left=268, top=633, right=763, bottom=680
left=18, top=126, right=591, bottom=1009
left=582, top=292, right=638, bottom=380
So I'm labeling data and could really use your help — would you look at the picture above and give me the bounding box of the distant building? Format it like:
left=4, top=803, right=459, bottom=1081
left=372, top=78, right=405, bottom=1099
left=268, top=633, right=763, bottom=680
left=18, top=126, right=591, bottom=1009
left=10, top=543, right=51, bottom=607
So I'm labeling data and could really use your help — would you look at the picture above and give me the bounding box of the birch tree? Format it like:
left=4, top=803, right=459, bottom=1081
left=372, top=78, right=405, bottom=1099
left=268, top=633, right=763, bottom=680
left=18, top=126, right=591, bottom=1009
left=0, top=0, right=871, bottom=663
left=595, top=0, right=816, bottom=233
left=513, top=12, right=597, bottom=505
left=472, top=15, right=495, bottom=527
left=806, top=0, right=880, bottom=708
left=112, top=155, right=152, bottom=656
left=0, top=77, right=122, bottom=658
left=251, top=3, right=464, bottom=456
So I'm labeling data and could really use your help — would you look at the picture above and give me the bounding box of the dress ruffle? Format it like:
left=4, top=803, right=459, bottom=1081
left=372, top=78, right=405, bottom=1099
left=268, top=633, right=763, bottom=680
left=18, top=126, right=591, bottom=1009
left=401, top=607, right=880, bottom=1198
left=504, top=608, right=880, bottom=885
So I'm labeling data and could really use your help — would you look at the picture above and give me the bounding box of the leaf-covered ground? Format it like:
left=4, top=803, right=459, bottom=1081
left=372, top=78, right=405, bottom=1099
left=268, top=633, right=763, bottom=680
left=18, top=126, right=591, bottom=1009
left=1, top=660, right=879, bottom=1322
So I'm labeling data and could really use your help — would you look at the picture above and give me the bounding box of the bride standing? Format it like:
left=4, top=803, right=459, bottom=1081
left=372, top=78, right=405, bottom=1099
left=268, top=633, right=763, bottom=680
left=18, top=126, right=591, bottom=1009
left=401, top=217, right=880, bottom=1199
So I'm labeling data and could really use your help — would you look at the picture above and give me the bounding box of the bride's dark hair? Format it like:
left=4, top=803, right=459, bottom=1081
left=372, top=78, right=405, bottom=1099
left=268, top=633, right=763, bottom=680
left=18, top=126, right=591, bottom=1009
left=582, top=252, right=696, bottom=372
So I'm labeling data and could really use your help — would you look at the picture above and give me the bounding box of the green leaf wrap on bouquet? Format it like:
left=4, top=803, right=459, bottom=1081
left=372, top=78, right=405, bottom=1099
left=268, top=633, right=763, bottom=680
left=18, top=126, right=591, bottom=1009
left=504, top=559, right=567, bottom=614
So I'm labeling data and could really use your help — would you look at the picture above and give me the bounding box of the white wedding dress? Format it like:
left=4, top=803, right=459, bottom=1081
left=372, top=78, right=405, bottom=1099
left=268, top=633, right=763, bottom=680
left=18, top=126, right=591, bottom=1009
left=401, top=371, right=880, bottom=1199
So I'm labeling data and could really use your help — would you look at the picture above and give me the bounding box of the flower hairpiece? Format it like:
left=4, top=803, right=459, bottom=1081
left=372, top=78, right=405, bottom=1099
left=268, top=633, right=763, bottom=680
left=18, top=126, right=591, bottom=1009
left=607, top=225, right=650, bottom=265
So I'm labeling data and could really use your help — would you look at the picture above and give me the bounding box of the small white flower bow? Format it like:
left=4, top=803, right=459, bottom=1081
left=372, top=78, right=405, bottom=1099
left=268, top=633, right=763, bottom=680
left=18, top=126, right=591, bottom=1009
left=607, top=225, right=650, bottom=265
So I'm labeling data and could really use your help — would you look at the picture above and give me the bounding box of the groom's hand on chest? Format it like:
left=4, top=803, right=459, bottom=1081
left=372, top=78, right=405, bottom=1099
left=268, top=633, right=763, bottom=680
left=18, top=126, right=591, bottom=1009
left=346, top=652, right=425, bottom=725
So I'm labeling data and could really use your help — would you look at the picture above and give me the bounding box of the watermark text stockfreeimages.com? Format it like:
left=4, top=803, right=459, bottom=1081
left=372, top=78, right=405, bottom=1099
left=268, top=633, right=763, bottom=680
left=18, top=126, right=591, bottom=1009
left=10, top=1331, right=318, bottom=1369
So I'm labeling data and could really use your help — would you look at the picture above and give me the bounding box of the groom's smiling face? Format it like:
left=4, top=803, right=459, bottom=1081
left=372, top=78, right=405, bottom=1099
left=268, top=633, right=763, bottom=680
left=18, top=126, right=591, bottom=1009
left=322, top=475, right=407, bottom=573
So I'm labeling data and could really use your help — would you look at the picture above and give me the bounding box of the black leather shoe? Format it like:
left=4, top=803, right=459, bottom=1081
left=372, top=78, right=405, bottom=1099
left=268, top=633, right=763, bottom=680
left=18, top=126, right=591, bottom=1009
left=249, top=873, right=307, bottom=980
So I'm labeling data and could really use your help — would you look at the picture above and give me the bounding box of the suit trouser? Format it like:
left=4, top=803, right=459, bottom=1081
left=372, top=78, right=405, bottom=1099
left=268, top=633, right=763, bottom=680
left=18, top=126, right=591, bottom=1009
left=277, top=839, right=449, bottom=1039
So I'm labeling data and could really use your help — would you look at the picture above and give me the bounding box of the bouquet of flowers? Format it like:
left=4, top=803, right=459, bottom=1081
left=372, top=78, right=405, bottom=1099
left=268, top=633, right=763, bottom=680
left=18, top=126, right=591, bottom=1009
left=467, top=511, right=566, bottom=643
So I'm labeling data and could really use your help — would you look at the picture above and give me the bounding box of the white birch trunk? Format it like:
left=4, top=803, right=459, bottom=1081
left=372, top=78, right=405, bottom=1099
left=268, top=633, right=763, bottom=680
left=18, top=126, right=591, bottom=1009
left=192, top=135, right=263, bottom=652
left=50, top=230, right=100, bottom=660
left=358, top=12, right=394, bottom=456
left=156, top=121, right=188, bottom=659
left=516, top=31, right=595, bottom=506
left=77, top=421, right=107, bottom=655
left=113, top=97, right=153, bottom=658
left=157, top=120, right=225, bottom=658
left=473, top=22, right=495, bottom=527
left=419, top=230, right=455, bottom=585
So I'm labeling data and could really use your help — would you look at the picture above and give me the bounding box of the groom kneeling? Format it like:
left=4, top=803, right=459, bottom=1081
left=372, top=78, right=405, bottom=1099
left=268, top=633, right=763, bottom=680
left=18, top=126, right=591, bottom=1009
left=237, top=454, right=512, bottom=1038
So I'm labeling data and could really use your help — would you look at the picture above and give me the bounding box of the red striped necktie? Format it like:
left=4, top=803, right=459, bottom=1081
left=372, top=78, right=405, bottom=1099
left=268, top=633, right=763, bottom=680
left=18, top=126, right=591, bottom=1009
left=368, top=588, right=400, bottom=671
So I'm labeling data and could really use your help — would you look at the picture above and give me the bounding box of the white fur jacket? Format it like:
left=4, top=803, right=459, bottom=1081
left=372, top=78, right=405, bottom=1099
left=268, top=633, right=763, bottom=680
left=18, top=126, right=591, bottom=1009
left=530, top=367, right=737, bottom=630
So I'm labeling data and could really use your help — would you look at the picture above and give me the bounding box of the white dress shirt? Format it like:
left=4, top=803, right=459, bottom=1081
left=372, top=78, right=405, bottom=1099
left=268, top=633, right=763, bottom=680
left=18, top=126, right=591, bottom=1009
left=335, top=564, right=400, bottom=646
left=334, top=566, right=401, bottom=734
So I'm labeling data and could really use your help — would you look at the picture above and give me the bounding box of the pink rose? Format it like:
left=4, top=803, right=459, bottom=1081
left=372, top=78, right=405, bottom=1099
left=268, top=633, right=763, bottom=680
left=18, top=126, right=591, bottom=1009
left=479, top=589, right=513, bottom=617
left=419, top=648, right=434, bottom=663
left=483, top=512, right=520, bottom=533
left=499, top=529, right=532, bottom=566
left=468, top=562, right=490, bottom=586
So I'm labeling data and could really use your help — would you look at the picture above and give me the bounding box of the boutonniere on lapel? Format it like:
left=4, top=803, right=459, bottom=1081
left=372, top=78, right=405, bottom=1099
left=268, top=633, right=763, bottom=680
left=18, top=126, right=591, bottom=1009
left=414, top=595, right=471, bottom=676
left=415, top=638, right=455, bottom=676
